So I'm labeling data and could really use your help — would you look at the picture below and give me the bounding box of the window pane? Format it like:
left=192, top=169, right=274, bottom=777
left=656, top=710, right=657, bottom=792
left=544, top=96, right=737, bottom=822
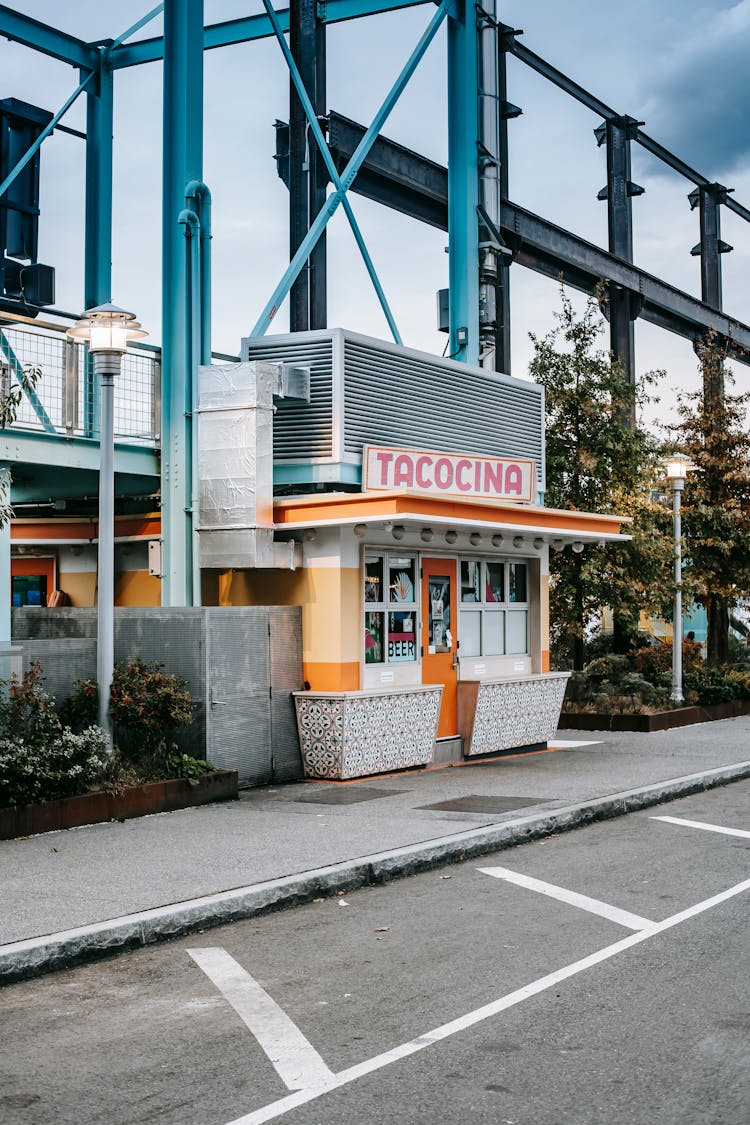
left=365, top=612, right=384, bottom=663
left=364, top=555, right=383, bottom=603
left=485, top=561, right=504, bottom=603
left=389, top=557, right=416, bottom=604
left=459, top=610, right=481, bottom=657
left=505, top=610, right=528, bottom=653
left=388, top=611, right=417, bottom=662
left=460, top=559, right=480, bottom=602
left=428, top=575, right=451, bottom=653
left=483, top=611, right=504, bottom=655
left=509, top=562, right=527, bottom=603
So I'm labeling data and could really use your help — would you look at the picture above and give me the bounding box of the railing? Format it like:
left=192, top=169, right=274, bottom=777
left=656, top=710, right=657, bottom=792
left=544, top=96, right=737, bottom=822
left=0, top=318, right=161, bottom=444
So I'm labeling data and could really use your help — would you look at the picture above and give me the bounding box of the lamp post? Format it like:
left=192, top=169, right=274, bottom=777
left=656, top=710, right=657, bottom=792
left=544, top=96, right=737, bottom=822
left=665, top=454, right=694, bottom=705
left=67, top=305, right=148, bottom=741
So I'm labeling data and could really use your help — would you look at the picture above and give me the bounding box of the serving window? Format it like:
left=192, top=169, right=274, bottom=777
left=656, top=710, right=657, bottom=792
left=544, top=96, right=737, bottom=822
left=364, top=553, right=418, bottom=665
left=459, top=559, right=529, bottom=657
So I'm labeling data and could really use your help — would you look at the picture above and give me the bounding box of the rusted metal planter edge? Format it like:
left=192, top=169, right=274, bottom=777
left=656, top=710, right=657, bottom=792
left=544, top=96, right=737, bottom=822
left=559, top=698, right=750, bottom=733
left=0, top=770, right=238, bottom=841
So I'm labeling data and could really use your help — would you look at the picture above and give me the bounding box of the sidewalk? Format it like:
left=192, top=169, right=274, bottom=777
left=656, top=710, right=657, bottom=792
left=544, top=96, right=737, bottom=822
left=2, top=716, right=750, bottom=984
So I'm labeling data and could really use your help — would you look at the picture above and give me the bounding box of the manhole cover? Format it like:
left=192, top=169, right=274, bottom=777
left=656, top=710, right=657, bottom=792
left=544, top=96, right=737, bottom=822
left=296, top=786, right=405, bottom=805
left=417, top=795, right=545, bottom=814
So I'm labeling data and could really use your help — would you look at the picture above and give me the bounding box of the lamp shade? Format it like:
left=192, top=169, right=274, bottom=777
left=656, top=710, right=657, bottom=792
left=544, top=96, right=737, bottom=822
left=67, top=303, right=148, bottom=354
left=665, top=454, right=695, bottom=484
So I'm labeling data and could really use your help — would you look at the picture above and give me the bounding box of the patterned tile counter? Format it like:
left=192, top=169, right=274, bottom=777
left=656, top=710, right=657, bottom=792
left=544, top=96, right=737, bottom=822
left=294, top=685, right=443, bottom=780
left=458, top=672, right=571, bottom=757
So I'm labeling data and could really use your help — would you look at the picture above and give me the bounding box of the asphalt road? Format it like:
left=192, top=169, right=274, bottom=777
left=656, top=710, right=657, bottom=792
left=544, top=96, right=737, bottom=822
left=2, top=781, right=748, bottom=1125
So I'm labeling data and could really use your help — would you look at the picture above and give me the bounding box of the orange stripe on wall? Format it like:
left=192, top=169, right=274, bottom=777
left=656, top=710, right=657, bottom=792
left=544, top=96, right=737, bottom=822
left=541, top=650, right=550, bottom=672
left=302, top=661, right=360, bottom=692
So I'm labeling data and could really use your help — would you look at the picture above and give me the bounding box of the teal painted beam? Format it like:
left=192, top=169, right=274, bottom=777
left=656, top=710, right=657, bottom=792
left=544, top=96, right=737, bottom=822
left=109, top=0, right=431, bottom=68
left=0, top=429, right=159, bottom=476
left=0, top=4, right=99, bottom=69
left=273, top=461, right=361, bottom=486
left=447, top=0, right=479, bottom=363
left=160, top=0, right=204, bottom=607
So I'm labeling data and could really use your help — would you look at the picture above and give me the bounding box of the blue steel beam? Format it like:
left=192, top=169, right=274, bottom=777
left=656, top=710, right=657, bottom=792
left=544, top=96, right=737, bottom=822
left=262, top=0, right=401, bottom=343
left=251, top=0, right=451, bottom=337
left=84, top=53, right=113, bottom=440
left=0, top=70, right=95, bottom=204
left=0, top=4, right=99, bottom=69
left=160, top=0, right=204, bottom=608
left=112, top=3, right=164, bottom=49
left=109, top=0, right=432, bottom=68
left=447, top=0, right=479, bottom=363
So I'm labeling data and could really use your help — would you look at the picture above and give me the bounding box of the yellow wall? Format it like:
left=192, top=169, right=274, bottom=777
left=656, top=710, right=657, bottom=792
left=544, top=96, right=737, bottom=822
left=115, top=570, right=161, bottom=606
left=58, top=573, right=96, bottom=607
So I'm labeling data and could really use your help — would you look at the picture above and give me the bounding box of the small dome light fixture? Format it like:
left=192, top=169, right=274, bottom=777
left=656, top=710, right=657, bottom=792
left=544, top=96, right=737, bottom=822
left=513, top=535, right=524, bottom=549
left=491, top=534, right=503, bottom=548
left=420, top=527, right=434, bottom=543
left=469, top=532, right=482, bottom=547
left=392, top=524, right=406, bottom=541
left=353, top=523, right=367, bottom=538
left=551, top=538, right=565, bottom=553
left=533, top=537, right=544, bottom=550
left=302, top=528, right=317, bottom=542
left=445, top=529, right=458, bottom=544
left=571, top=541, right=585, bottom=553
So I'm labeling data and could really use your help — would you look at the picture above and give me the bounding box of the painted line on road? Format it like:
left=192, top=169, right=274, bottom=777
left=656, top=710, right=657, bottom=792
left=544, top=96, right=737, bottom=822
left=548, top=740, right=602, bottom=748
left=651, top=815, right=750, bottom=839
left=477, top=865, right=654, bottom=931
left=187, top=948, right=336, bottom=1092
left=222, top=876, right=750, bottom=1124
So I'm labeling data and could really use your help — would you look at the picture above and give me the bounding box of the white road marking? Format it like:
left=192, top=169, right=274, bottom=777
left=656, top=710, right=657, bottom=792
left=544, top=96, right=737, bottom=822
left=651, top=815, right=750, bottom=840
left=187, top=948, right=336, bottom=1092
left=222, top=876, right=750, bottom=1124
left=547, top=740, right=602, bottom=748
left=478, top=865, right=654, bottom=931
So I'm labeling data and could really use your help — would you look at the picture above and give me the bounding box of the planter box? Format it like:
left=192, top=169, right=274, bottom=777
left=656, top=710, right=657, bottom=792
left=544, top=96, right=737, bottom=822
left=0, top=770, right=238, bottom=841
left=294, top=686, right=442, bottom=780
left=459, top=673, right=571, bottom=756
left=559, top=697, right=750, bottom=733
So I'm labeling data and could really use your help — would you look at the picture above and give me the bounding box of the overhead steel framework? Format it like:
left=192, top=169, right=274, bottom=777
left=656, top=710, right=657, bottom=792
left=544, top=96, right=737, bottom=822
left=0, top=0, right=747, bottom=616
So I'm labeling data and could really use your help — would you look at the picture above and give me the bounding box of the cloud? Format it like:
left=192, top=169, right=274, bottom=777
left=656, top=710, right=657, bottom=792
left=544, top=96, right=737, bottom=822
left=642, top=0, right=750, bottom=175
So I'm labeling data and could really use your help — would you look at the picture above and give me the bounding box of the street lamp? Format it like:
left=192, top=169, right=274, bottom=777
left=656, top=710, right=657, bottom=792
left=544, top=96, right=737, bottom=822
left=665, top=454, right=695, bottom=705
left=67, top=305, right=148, bottom=741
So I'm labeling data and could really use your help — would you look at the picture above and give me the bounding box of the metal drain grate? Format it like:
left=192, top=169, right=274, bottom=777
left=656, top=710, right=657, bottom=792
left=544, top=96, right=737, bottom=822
left=417, top=795, right=545, bottom=814
left=295, top=786, right=406, bottom=805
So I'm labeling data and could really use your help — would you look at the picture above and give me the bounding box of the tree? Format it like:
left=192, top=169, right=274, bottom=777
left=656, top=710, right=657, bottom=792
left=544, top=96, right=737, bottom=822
left=672, top=334, right=750, bottom=663
left=529, top=287, right=672, bottom=669
left=0, top=363, right=42, bottom=528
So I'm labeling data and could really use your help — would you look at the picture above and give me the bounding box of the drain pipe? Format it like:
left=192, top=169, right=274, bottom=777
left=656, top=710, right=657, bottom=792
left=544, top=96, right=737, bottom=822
left=177, top=206, right=202, bottom=607
left=185, top=179, right=212, bottom=365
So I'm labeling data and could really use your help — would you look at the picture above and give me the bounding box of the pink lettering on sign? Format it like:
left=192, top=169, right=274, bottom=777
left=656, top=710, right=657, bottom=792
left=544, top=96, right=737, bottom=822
left=375, top=450, right=394, bottom=486
left=393, top=455, right=414, bottom=487
left=455, top=459, right=473, bottom=492
left=434, top=458, right=453, bottom=489
left=363, top=446, right=534, bottom=502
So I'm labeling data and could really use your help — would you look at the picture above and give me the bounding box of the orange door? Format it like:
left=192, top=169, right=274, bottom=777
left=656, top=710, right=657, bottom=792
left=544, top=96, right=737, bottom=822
left=421, top=557, right=458, bottom=737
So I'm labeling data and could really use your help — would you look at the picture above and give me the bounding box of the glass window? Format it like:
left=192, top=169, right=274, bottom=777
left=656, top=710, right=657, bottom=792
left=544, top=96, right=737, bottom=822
left=428, top=574, right=451, bottom=653
left=457, top=557, right=529, bottom=658
left=485, top=561, right=504, bottom=603
left=460, top=560, right=480, bottom=602
left=364, top=553, right=417, bottom=665
left=364, top=555, right=383, bottom=603
left=506, top=610, right=528, bottom=654
left=459, top=610, right=481, bottom=657
left=509, top=563, right=527, bottom=603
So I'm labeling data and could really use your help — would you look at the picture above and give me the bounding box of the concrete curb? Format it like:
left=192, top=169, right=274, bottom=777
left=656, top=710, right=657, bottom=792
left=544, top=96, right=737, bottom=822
left=2, top=758, right=749, bottom=987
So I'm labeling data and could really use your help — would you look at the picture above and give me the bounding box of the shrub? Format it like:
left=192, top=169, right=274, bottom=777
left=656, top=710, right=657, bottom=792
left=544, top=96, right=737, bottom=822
left=683, top=665, right=742, bottom=707
left=0, top=663, right=108, bottom=807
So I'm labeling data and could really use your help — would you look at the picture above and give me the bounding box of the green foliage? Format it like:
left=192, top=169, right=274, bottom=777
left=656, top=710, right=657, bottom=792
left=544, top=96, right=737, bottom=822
left=669, top=334, right=750, bottom=663
left=529, top=287, right=674, bottom=668
left=164, top=752, right=215, bottom=787
left=0, top=662, right=108, bottom=808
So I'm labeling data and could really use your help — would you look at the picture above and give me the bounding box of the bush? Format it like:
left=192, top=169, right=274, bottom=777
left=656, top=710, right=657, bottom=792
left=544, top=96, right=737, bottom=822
left=0, top=663, right=108, bottom=807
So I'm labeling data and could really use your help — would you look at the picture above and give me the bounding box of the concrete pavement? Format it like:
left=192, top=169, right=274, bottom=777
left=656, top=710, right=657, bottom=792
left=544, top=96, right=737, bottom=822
left=1, top=716, right=749, bottom=984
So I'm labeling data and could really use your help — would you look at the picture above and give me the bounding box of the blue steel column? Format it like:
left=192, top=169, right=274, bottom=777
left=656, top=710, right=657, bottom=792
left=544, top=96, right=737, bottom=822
left=447, top=0, right=479, bottom=365
left=0, top=470, right=10, bottom=652
left=161, top=0, right=204, bottom=606
left=84, top=50, right=113, bottom=438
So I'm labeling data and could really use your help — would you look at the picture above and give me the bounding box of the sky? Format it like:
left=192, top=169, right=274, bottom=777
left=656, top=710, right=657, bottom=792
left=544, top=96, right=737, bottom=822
left=3, top=0, right=750, bottom=430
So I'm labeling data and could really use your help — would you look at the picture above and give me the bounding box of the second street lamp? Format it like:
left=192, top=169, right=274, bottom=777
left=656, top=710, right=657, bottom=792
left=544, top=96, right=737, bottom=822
left=665, top=454, right=695, bottom=705
left=67, top=305, right=148, bottom=741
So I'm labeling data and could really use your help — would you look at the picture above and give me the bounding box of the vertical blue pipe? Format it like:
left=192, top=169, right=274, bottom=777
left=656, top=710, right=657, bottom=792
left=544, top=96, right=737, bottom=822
left=0, top=470, right=10, bottom=651
left=161, top=0, right=204, bottom=607
left=84, top=49, right=113, bottom=439
left=447, top=1, right=479, bottom=364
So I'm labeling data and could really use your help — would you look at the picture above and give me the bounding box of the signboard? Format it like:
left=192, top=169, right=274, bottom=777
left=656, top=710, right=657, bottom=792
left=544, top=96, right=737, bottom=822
left=363, top=445, right=536, bottom=503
